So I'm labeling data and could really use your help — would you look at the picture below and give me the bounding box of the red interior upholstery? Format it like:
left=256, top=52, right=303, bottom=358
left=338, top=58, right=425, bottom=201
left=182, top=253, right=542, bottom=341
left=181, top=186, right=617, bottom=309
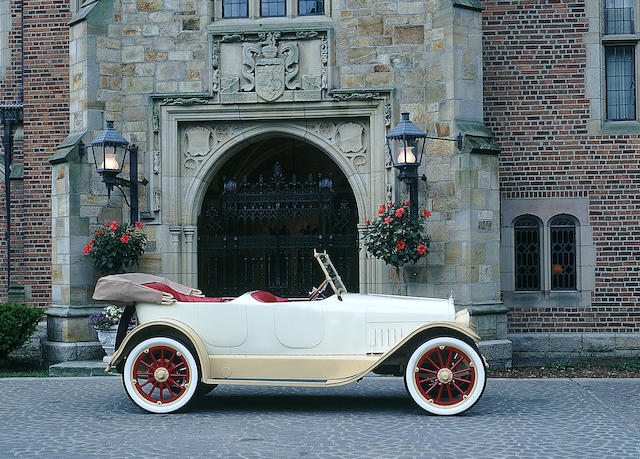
left=143, top=282, right=223, bottom=302
left=251, top=291, right=289, bottom=303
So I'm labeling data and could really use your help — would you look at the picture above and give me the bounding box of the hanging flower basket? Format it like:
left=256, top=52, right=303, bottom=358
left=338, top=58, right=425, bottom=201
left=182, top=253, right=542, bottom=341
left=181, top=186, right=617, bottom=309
left=362, top=201, right=431, bottom=271
left=83, top=221, right=147, bottom=275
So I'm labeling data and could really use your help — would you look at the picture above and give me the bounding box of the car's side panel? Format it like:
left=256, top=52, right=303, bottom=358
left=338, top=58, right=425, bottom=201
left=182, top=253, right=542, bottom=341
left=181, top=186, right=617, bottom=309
left=201, top=321, right=480, bottom=386
left=206, top=354, right=379, bottom=382
left=274, top=301, right=324, bottom=348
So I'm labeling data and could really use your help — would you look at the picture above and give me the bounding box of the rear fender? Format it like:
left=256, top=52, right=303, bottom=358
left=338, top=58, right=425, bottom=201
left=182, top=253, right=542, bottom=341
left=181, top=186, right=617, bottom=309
left=106, top=319, right=211, bottom=380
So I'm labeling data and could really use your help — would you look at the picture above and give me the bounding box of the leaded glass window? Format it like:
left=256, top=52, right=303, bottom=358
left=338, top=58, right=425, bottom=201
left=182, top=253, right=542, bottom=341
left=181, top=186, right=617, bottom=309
left=550, top=216, right=577, bottom=290
left=223, top=0, right=248, bottom=18
left=604, top=0, right=635, bottom=34
left=299, top=0, right=323, bottom=15
left=261, top=0, right=285, bottom=17
left=514, top=216, right=541, bottom=291
left=605, top=45, right=636, bottom=121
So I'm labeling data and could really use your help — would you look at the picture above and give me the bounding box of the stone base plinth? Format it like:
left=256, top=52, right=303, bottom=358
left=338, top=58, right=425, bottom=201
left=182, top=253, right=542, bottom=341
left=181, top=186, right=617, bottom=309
left=478, top=339, right=512, bottom=369
left=42, top=340, right=104, bottom=366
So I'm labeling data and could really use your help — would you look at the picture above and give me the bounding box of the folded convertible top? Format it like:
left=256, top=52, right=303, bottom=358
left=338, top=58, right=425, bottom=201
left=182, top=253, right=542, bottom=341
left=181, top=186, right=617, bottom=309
left=92, top=273, right=197, bottom=304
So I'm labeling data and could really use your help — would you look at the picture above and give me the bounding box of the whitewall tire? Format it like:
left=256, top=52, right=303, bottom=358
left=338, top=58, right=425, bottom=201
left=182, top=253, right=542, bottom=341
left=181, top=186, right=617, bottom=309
left=404, top=336, right=486, bottom=416
left=123, top=336, right=199, bottom=414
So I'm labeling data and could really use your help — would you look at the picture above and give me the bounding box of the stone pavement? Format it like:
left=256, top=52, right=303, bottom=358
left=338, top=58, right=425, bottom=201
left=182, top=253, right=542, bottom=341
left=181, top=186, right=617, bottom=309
left=0, top=377, right=638, bottom=458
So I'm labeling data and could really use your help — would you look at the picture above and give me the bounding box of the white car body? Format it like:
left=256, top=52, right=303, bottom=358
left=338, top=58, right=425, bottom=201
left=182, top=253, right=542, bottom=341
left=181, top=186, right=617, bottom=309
left=103, top=252, right=486, bottom=415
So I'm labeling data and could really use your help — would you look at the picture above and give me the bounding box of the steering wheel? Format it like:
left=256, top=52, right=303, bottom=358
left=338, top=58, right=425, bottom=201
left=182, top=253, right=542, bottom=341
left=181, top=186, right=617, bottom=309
left=309, top=278, right=329, bottom=301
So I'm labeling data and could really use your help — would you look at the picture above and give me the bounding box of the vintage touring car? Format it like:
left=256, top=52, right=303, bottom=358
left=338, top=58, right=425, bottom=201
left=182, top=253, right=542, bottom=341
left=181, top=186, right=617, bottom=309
left=94, top=251, right=486, bottom=416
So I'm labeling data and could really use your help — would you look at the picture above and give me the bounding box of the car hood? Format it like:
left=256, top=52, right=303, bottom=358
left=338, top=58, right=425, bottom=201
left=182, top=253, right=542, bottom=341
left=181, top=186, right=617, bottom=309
left=341, top=292, right=455, bottom=323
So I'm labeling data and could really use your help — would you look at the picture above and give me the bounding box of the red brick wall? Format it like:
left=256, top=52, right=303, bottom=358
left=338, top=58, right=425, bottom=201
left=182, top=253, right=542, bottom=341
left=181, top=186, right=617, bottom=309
left=483, top=0, right=640, bottom=333
left=0, top=0, right=70, bottom=308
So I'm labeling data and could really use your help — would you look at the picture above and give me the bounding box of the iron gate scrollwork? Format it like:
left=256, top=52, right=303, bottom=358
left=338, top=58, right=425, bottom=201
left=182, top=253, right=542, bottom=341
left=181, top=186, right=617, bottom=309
left=198, top=162, right=359, bottom=297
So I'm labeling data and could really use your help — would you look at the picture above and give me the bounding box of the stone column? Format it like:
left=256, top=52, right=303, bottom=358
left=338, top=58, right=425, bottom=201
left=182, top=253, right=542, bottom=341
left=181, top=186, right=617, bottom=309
left=182, top=225, right=197, bottom=288
left=168, top=225, right=182, bottom=283
left=405, top=0, right=511, bottom=367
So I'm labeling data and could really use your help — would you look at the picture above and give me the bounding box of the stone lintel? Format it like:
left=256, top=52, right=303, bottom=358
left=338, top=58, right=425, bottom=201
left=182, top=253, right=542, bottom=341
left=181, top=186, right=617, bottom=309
left=453, top=0, right=483, bottom=12
left=45, top=306, right=104, bottom=318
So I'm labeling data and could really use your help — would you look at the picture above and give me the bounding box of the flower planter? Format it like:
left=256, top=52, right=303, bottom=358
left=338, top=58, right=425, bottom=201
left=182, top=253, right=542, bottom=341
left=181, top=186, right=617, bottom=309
left=96, top=325, right=119, bottom=363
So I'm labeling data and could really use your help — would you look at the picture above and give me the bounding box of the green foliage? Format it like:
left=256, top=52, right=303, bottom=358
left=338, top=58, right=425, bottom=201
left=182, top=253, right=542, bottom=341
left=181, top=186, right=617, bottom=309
left=84, top=221, right=148, bottom=274
left=550, top=359, right=571, bottom=371
left=610, top=359, right=640, bottom=372
left=0, top=302, right=43, bottom=359
left=362, top=201, right=431, bottom=271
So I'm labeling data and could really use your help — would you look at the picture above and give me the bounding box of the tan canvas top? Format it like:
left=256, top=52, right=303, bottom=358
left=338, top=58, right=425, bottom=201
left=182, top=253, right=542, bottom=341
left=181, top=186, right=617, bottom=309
left=92, top=273, right=200, bottom=304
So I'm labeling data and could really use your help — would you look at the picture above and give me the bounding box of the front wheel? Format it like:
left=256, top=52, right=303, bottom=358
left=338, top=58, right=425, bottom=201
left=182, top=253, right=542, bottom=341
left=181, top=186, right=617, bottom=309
left=404, top=336, right=486, bottom=415
left=123, top=336, right=199, bottom=413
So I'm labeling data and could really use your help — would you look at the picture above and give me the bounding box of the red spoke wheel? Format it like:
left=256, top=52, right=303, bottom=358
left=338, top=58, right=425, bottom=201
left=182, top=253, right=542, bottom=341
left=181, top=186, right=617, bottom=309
left=123, top=337, right=199, bottom=413
left=404, top=336, right=486, bottom=415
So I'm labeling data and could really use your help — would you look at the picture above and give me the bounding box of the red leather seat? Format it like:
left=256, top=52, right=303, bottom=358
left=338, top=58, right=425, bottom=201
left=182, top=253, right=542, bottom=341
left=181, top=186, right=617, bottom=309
left=143, top=282, right=223, bottom=302
left=251, top=291, right=289, bottom=303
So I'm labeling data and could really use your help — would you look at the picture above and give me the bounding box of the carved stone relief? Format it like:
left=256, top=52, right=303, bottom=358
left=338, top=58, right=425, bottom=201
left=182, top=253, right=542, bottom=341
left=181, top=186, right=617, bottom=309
left=212, top=30, right=327, bottom=104
left=180, top=120, right=370, bottom=175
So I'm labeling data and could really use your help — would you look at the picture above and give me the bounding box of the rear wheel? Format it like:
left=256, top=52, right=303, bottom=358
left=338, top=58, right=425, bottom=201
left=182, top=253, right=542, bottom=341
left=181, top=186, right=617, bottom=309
left=404, top=336, right=486, bottom=415
left=123, top=336, right=198, bottom=413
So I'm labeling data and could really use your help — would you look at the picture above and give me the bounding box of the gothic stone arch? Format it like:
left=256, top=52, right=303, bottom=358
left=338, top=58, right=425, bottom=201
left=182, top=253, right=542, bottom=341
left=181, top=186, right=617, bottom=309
left=157, top=101, right=390, bottom=293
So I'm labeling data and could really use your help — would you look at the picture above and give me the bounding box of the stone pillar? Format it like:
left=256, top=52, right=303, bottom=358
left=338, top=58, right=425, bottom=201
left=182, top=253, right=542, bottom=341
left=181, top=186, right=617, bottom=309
left=405, top=0, right=511, bottom=367
left=182, top=225, right=197, bottom=287
left=168, top=225, right=182, bottom=282
left=43, top=135, right=103, bottom=364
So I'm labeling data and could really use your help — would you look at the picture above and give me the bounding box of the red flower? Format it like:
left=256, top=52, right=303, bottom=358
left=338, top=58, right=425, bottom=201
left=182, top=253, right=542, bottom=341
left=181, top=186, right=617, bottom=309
left=366, top=219, right=371, bottom=225
left=384, top=216, right=391, bottom=225
left=135, top=221, right=143, bottom=229
left=378, top=205, right=385, bottom=215
left=97, top=229, right=104, bottom=234
left=417, top=244, right=427, bottom=255
left=110, top=221, right=118, bottom=231
left=120, top=234, right=130, bottom=243
left=83, top=244, right=92, bottom=254
left=423, top=210, right=431, bottom=218
left=104, top=222, right=110, bottom=227
left=396, top=240, right=405, bottom=250
left=395, top=208, right=405, bottom=218
left=404, top=200, right=410, bottom=206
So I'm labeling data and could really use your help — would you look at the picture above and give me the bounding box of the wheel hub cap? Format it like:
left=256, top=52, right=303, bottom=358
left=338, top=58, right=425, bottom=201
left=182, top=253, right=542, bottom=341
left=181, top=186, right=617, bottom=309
left=154, top=367, right=169, bottom=383
left=437, top=368, right=454, bottom=384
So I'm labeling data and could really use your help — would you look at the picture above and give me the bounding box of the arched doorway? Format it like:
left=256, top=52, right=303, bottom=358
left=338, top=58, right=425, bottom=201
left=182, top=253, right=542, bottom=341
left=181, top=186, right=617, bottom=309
left=197, top=136, right=359, bottom=297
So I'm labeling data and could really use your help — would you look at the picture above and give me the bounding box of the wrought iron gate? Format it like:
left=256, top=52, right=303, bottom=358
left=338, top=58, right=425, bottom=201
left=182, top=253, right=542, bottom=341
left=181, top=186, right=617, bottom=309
left=198, top=163, right=359, bottom=297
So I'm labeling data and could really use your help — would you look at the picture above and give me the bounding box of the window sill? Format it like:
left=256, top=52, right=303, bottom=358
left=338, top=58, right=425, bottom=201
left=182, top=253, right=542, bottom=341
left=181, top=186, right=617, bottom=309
left=602, top=120, right=640, bottom=133
left=602, top=33, right=640, bottom=43
left=209, top=16, right=334, bottom=33
left=504, top=290, right=589, bottom=308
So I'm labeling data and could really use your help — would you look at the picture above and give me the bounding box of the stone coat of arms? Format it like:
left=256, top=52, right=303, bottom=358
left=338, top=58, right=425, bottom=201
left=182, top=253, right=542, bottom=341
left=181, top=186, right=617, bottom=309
left=241, top=32, right=299, bottom=102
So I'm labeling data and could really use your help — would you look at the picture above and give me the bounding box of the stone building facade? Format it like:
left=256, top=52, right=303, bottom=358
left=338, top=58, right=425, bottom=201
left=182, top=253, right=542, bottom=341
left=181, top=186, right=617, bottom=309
left=0, top=0, right=638, bottom=366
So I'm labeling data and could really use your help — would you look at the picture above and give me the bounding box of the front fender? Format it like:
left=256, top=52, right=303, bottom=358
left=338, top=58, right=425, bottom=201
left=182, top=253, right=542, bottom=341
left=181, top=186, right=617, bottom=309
left=106, top=319, right=211, bottom=380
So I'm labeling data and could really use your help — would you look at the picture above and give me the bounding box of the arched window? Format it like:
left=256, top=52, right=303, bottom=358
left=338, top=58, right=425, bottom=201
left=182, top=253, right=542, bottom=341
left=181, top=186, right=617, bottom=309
left=550, top=215, right=577, bottom=290
left=514, top=215, right=541, bottom=291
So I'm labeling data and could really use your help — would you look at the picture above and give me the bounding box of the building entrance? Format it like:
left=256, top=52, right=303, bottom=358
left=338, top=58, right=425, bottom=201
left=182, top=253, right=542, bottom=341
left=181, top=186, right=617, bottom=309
left=197, top=137, right=359, bottom=298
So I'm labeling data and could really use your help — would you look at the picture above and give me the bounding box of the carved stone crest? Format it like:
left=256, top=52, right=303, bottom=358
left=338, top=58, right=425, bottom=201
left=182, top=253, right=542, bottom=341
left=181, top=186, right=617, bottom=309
left=213, top=29, right=324, bottom=104
left=185, top=126, right=213, bottom=157
left=336, top=122, right=365, bottom=153
left=242, top=33, right=298, bottom=102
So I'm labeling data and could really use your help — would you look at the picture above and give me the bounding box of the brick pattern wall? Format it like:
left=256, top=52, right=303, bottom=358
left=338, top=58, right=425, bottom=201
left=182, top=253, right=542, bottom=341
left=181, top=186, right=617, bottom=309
left=0, top=0, right=70, bottom=308
left=483, top=0, right=640, bottom=333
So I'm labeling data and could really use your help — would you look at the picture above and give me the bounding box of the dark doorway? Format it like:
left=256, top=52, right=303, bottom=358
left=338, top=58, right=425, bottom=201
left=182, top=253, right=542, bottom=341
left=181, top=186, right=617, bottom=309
left=197, top=136, right=359, bottom=298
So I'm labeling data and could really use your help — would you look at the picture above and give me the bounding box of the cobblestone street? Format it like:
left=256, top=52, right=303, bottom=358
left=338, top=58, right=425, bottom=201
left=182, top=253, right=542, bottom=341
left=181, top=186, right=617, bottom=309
left=0, top=377, right=638, bottom=458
